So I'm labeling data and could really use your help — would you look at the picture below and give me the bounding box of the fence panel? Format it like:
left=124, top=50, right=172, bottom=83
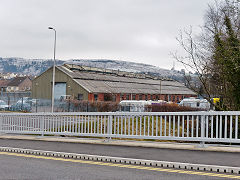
left=0, top=111, right=240, bottom=144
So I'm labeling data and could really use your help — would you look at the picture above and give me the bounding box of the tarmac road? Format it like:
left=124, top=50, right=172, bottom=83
left=0, top=152, right=235, bottom=180
left=0, top=139, right=239, bottom=167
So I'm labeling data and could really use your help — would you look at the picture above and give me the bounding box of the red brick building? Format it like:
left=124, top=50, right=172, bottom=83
left=32, top=64, right=197, bottom=103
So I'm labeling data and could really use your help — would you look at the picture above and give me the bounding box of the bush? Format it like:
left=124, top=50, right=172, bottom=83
left=66, top=100, right=119, bottom=112
left=149, top=103, right=200, bottom=112
left=96, top=101, right=119, bottom=112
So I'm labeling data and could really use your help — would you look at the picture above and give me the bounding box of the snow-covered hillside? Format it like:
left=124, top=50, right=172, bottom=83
left=0, top=57, right=64, bottom=75
left=0, top=57, right=186, bottom=81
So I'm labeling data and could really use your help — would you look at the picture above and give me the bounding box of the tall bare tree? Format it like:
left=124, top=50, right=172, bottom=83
left=174, top=0, right=240, bottom=110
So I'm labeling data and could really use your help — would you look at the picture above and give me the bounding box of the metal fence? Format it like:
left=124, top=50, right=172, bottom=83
left=0, top=92, right=31, bottom=106
left=0, top=111, right=240, bottom=144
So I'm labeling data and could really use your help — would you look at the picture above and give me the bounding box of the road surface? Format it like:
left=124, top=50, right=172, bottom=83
left=0, top=139, right=239, bottom=167
left=0, top=152, right=235, bottom=180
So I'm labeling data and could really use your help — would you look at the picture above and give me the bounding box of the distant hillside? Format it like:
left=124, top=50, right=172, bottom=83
left=0, top=57, right=187, bottom=82
left=0, top=57, right=64, bottom=75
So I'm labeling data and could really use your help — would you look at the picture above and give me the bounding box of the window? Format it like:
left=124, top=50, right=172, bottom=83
left=104, top=94, right=112, bottom=101
left=165, top=95, right=168, bottom=101
left=156, top=95, right=159, bottom=100
left=139, top=94, right=142, bottom=100
left=126, top=94, right=130, bottom=100
left=94, top=94, right=98, bottom=101
left=177, top=96, right=179, bottom=102
left=121, top=94, right=124, bottom=101
left=133, top=94, right=136, bottom=100
left=173, top=95, right=175, bottom=102
left=168, top=95, right=171, bottom=101
left=78, top=94, right=83, bottom=101
left=112, top=95, right=116, bottom=102
left=145, top=95, right=148, bottom=100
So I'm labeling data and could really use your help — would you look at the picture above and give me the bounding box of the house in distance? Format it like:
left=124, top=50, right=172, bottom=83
left=5, top=76, right=32, bottom=92
left=32, top=64, right=196, bottom=103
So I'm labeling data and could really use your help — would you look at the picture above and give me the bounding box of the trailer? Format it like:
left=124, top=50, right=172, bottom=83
left=119, top=100, right=166, bottom=112
left=179, top=98, right=210, bottom=110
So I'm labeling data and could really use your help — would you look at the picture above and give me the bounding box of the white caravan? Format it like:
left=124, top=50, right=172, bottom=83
left=179, top=98, right=210, bottom=110
left=119, top=100, right=166, bottom=112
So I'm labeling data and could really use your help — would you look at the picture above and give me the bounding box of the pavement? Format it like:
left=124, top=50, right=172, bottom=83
left=0, top=134, right=240, bottom=153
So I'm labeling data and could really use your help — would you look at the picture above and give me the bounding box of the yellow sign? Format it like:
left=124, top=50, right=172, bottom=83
left=213, top=98, right=220, bottom=104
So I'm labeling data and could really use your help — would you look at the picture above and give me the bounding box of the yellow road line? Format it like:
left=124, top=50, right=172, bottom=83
left=137, top=166, right=155, bottom=170
left=0, top=151, right=240, bottom=179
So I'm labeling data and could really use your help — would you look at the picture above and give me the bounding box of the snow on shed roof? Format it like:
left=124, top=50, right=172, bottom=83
left=57, top=65, right=196, bottom=95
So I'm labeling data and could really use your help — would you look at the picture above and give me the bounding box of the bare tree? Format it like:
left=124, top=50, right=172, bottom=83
left=174, top=0, right=240, bottom=110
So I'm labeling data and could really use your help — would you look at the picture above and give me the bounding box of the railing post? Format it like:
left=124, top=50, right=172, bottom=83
left=0, top=114, right=2, bottom=134
left=107, top=115, right=113, bottom=140
left=200, top=115, right=206, bottom=147
left=40, top=116, right=44, bottom=136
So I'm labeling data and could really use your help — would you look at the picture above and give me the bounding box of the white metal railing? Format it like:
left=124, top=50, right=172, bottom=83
left=0, top=111, right=240, bottom=144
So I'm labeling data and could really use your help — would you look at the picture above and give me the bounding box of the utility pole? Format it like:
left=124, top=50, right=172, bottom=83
left=159, top=79, right=162, bottom=100
left=48, top=27, right=56, bottom=113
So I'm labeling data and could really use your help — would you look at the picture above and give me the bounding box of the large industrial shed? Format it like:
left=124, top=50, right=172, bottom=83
left=32, top=64, right=196, bottom=103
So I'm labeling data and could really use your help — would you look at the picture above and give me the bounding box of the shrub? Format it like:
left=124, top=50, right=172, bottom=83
left=149, top=103, right=200, bottom=112
left=67, top=100, right=119, bottom=112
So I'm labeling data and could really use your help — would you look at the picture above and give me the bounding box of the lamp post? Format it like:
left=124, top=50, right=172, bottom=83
left=48, top=27, right=56, bottom=113
left=159, top=79, right=162, bottom=100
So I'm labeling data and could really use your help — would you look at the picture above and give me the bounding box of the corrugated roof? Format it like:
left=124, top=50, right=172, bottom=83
left=0, top=80, right=10, bottom=87
left=73, top=79, right=195, bottom=95
left=57, top=66, right=196, bottom=95
left=7, top=77, right=29, bottom=86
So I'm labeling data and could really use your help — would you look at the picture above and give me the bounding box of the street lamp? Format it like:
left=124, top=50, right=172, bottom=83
left=48, top=27, right=56, bottom=113
left=159, top=79, right=162, bottom=100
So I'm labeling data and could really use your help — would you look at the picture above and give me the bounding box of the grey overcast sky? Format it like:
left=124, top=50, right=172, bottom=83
left=0, top=0, right=214, bottom=69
